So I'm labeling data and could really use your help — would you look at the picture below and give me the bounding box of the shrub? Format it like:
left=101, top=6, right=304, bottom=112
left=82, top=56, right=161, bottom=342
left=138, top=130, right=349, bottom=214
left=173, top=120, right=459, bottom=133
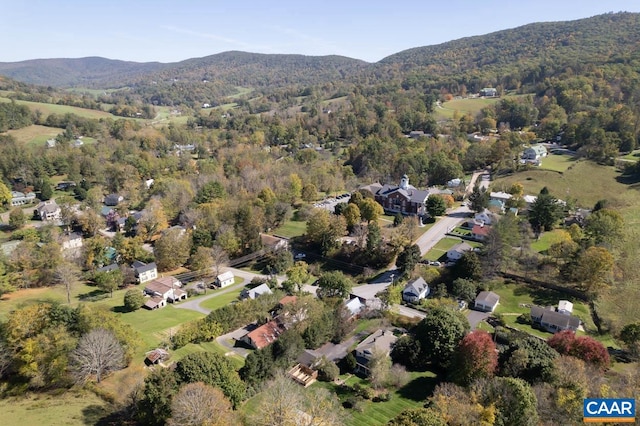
left=373, top=392, right=391, bottom=402
left=317, top=358, right=339, bottom=382
left=344, top=396, right=365, bottom=412
left=123, top=289, right=145, bottom=312
left=353, top=383, right=375, bottom=400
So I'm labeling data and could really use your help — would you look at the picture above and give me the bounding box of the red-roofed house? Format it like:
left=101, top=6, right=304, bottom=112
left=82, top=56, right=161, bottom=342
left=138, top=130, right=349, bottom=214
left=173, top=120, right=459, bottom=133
left=471, top=224, right=491, bottom=241
left=240, top=320, right=286, bottom=350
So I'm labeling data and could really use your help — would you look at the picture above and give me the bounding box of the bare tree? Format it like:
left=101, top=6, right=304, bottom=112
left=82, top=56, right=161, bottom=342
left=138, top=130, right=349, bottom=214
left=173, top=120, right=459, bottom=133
left=70, top=328, right=125, bottom=383
left=168, top=382, right=235, bottom=426
left=54, top=261, right=81, bottom=304
left=211, top=244, right=229, bottom=277
left=368, top=348, right=392, bottom=389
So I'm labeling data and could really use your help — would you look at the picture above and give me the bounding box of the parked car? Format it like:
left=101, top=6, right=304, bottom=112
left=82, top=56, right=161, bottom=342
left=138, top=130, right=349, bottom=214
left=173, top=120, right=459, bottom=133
left=294, top=252, right=307, bottom=260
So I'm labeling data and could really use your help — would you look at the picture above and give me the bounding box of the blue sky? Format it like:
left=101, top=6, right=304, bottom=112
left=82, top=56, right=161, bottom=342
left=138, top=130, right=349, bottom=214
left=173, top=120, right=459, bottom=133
left=2, top=0, right=639, bottom=63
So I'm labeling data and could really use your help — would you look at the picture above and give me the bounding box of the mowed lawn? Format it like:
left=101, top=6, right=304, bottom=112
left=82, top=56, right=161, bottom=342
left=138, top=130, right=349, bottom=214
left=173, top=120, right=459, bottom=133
left=423, top=237, right=482, bottom=262
left=492, top=161, right=640, bottom=230
left=435, top=97, right=500, bottom=120
left=273, top=219, right=306, bottom=238
left=0, top=391, right=111, bottom=426
left=530, top=229, right=570, bottom=253
left=538, top=153, right=579, bottom=172
left=4, top=124, right=64, bottom=146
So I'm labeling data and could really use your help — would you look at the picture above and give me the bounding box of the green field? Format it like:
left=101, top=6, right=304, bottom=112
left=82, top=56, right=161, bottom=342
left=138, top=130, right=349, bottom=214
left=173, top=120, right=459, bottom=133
left=530, top=229, right=570, bottom=253
left=4, top=124, right=64, bottom=146
left=0, top=96, right=116, bottom=119
left=423, top=237, right=482, bottom=262
left=435, top=97, right=501, bottom=120
left=538, top=153, right=579, bottom=172
left=273, top=219, right=307, bottom=238
left=0, top=390, right=111, bottom=426
left=199, top=287, right=243, bottom=312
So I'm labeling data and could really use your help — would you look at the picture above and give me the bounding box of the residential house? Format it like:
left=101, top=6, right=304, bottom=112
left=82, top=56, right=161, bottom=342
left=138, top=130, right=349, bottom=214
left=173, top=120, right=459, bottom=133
left=96, top=263, right=119, bottom=273
left=557, top=300, right=574, bottom=315
left=523, top=195, right=538, bottom=208
left=216, top=271, right=235, bottom=288
left=35, top=200, right=61, bottom=221
left=354, top=329, right=398, bottom=375
left=471, top=224, right=491, bottom=241
left=474, top=291, right=500, bottom=312
left=46, top=138, right=56, bottom=148
left=447, top=178, right=462, bottom=188
left=240, top=320, right=286, bottom=350
left=104, top=194, right=123, bottom=206
left=402, top=277, right=430, bottom=304
left=60, top=232, right=83, bottom=251
left=133, top=260, right=158, bottom=284
left=144, top=276, right=187, bottom=303
left=408, top=130, right=425, bottom=139
left=73, top=138, right=84, bottom=147
left=474, top=209, right=497, bottom=226
left=522, top=145, right=548, bottom=161
left=260, top=233, right=289, bottom=251
left=55, top=181, right=76, bottom=191
left=345, top=297, right=365, bottom=317
left=240, top=283, right=273, bottom=300
left=530, top=306, right=580, bottom=333
left=10, top=191, right=36, bottom=206
left=287, top=349, right=320, bottom=387
left=480, top=88, right=497, bottom=97
left=361, top=175, right=430, bottom=216
left=446, top=242, right=474, bottom=262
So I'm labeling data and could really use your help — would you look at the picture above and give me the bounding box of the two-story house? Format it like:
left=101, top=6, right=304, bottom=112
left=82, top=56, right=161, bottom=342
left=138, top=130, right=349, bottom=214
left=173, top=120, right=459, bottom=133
left=354, top=329, right=398, bottom=375
left=133, top=260, right=158, bottom=284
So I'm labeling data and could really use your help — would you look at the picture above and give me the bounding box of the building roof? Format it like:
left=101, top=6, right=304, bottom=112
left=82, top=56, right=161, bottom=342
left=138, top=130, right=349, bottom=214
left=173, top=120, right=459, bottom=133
left=133, top=261, right=157, bottom=274
left=490, top=191, right=512, bottom=201
left=403, top=277, right=429, bottom=297
left=345, top=297, right=364, bottom=316
left=475, top=291, right=500, bottom=307
left=104, top=194, right=122, bottom=206
left=153, top=276, right=182, bottom=288
left=144, top=296, right=165, bottom=309
left=279, top=295, right=298, bottom=305
left=297, top=349, right=320, bottom=368
left=527, top=145, right=548, bottom=156
left=145, top=348, right=169, bottom=363
left=355, top=329, right=398, bottom=355
left=261, top=233, right=287, bottom=248
left=245, top=320, right=285, bottom=349
left=62, top=232, right=83, bottom=242
left=471, top=224, right=491, bottom=236
left=531, top=306, right=580, bottom=330
left=37, top=200, right=60, bottom=214
left=558, top=300, right=574, bottom=313
left=449, top=242, right=474, bottom=255
left=96, top=263, right=119, bottom=273
left=242, top=283, right=272, bottom=299
left=217, top=271, right=234, bottom=282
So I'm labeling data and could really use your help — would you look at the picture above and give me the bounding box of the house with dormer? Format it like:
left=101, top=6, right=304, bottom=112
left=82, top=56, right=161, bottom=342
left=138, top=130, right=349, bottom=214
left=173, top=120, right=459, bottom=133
left=133, top=260, right=158, bottom=284
left=35, top=200, right=61, bottom=221
left=361, top=175, right=430, bottom=216
left=402, top=277, right=430, bottom=304
left=354, top=329, right=398, bottom=375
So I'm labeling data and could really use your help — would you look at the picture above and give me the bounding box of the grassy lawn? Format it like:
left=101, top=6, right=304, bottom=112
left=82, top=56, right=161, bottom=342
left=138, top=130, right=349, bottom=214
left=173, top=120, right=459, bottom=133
left=434, top=97, right=501, bottom=120
left=618, top=150, right=640, bottom=162
left=0, top=96, right=116, bottom=119
left=530, top=229, right=569, bottom=253
left=199, top=289, right=242, bottom=312
left=538, top=153, right=579, bottom=172
left=0, top=390, right=111, bottom=426
left=273, top=219, right=306, bottom=238
left=172, top=340, right=245, bottom=370
left=423, top=237, right=481, bottom=262
left=4, top=124, right=63, bottom=146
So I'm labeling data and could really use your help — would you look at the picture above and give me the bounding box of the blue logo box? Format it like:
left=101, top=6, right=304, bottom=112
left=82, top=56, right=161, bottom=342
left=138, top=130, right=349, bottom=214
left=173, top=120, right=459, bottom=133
left=584, top=398, right=635, bottom=423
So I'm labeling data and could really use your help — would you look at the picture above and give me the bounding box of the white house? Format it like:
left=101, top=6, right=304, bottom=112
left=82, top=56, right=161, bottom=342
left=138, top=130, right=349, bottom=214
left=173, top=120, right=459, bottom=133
left=240, top=283, right=272, bottom=300
left=474, top=209, right=497, bottom=226
left=474, top=291, right=500, bottom=312
left=10, top=191, right=36, bottom=206
left=558, top=300, right=574, bottom=315
left=522, top=145, right=548, bottom=161
left=143, top=276, right=187, bottom=303
left=216, top=271, right=235, bottom=288
left=61, top=232, right=83, bottom=251
left=345, top=297, right=364, bottom=317
left=447, top=242, right=474, bottom=262
left=133, top=260, right=158, bottom=284
left=354, top=330, right=398, bottom=376
left=402, top=277, right=430, bottom=304
left=36, top=200, right=61, bottom=221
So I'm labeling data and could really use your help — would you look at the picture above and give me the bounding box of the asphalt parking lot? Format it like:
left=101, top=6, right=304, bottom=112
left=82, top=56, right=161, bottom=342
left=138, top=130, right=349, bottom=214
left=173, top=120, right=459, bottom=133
left=314, top=194, right=351, bottom=212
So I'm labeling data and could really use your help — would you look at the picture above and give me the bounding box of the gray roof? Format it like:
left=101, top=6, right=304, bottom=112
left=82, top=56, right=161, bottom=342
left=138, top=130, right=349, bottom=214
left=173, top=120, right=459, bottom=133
left=475, top=291, right=499, bottom=306
left=356, top=329, right=398, bottom=355
left=297, top=349, right=320, bottom=368
left=133, top=261, right=157, bottom=274
left=403, top=277, right=429, bottom=297
left=104, top=194, right=122, bottom=206
left=377, top=185, right=430, bottom=204
left=449, top=242, right=474, bottom=254
left=241, top=283, right=272, bottom=299
left=96, top=263, right=119, bottom=273
left=531, top=306, right=580, bottom=330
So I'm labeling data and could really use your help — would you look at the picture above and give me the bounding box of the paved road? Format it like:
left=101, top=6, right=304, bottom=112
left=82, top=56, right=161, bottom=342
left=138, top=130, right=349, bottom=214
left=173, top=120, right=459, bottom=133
left=174, top=267, right=282, bottom=314
left=414, top=206, right=471, bottom=256
left=392, top=304, right=426, bottom=319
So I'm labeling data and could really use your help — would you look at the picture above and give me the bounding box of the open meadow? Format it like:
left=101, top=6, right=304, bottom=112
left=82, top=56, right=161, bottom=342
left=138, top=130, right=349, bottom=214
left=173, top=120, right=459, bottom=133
left=0, top=96, right=116, bottom=119
left=434, top=97, right=500, bottom=120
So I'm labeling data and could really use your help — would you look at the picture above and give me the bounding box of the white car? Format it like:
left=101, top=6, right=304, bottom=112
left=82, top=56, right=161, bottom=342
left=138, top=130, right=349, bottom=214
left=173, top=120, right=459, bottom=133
left=294, top=252, right=307, bottom=260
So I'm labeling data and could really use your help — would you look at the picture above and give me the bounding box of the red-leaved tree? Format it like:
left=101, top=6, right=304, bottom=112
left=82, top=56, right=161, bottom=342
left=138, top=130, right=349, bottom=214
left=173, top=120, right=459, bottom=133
left=449, top=330, right=498, bottom=385
left=547, top=330, right=610, bottom=370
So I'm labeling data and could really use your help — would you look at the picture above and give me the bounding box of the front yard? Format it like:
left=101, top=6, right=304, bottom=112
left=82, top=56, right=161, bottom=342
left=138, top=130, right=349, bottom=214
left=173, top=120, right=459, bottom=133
left=422, top=237, right=482, bottom=262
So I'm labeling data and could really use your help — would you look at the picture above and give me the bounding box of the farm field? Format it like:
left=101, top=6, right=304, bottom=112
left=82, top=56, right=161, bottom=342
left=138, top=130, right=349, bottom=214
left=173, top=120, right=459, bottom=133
left=3, top=124, right=64, bottom=146
left=0, top=96, right=116, bottom=119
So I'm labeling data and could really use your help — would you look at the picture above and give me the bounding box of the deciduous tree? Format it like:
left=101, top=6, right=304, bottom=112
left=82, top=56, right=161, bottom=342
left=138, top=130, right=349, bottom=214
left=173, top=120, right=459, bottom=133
left=70, top=328, right=125, bottom=383
left=124, top=289, right=145, bottom=311
left=94, top=268, right=123, bottom=297
left=155, top=228, right=192, bottom=271
left=8, top=207, right=26, bottom=229
left=547, top=330, right=610, bottom=370
left=316, top=270, right=353, bottom=299
left=449, top=330, right=498, bottom=385
left=168, top=382, right=235, bottom=426
left=415, top=306, right=470, bottom=369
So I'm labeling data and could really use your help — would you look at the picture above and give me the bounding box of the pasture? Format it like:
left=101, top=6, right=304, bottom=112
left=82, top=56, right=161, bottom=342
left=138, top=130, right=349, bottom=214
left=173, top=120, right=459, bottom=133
left=435, top=97, right=500, bottom=120
left=3, top=124, right=63, bottom=146
left=0, top=96, right=115, bottom=119
left=538, top=152, right=579, bottom=172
